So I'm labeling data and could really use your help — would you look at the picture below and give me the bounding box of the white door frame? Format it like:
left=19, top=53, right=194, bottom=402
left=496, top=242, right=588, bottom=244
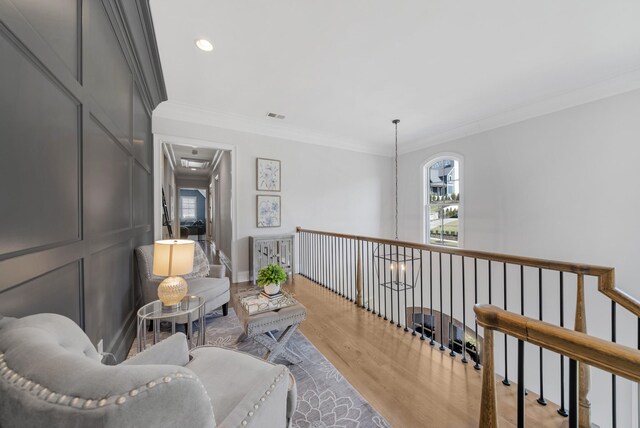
left=153, top=133, right=239, bottom=282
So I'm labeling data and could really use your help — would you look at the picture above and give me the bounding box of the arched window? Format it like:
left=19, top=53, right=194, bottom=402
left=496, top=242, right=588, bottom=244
left=423, top=155, right=462, bottom=247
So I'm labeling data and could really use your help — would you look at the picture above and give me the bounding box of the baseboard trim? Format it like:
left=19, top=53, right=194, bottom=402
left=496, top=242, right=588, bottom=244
left=237, top=271, right=250, bottom=283
left=109, top=308, right=138, bottom=363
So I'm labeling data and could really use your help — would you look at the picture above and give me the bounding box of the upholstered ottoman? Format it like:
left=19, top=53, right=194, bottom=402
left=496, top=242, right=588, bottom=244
left=236, top=295, right=307, bottom=365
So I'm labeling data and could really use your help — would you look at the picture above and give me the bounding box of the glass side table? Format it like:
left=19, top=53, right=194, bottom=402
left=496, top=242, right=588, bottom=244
left=137, top=295, right=206, bottom=352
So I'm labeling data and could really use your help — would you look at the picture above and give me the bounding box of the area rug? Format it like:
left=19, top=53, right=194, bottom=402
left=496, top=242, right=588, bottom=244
left=129, top=309, right=391, bottom=428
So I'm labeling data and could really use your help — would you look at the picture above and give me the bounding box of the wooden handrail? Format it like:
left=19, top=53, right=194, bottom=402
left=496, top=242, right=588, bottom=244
left=474, top=304, right=640, bottom=383
left=296, top=227, right=640, bottom=318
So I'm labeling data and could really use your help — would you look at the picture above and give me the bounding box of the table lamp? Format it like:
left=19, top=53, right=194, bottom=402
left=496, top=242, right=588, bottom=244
left=153, top=239, right=195, bottom=309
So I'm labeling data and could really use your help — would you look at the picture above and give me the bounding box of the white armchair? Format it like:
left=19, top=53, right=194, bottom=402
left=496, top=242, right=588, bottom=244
left=0, top=313, right=297, bottom=427
left=135, top=244, right=230, bottom=317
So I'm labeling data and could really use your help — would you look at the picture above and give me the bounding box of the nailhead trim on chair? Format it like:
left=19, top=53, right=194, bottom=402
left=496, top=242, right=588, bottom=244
left=0, top=352, right=205, bottom=411
left=238, top=368, right=288, bottom=427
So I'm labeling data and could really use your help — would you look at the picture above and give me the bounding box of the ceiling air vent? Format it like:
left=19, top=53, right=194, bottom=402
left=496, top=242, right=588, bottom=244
left=266, top=112, right=285, bottom=120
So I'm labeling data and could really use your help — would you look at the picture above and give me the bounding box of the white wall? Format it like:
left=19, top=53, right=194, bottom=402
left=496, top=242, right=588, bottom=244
left=398, top=89, right=640, bottom=428
left=153, top=113, right=394, bottom=281
left=212, top=151, right=232, bottom=260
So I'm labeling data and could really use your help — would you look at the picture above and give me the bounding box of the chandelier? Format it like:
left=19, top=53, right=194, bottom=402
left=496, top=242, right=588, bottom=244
left=374, top=119, right=421, bottom=291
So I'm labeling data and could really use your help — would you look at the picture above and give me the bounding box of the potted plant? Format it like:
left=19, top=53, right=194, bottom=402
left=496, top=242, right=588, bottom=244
left=257, top=263, right=288, bottom=295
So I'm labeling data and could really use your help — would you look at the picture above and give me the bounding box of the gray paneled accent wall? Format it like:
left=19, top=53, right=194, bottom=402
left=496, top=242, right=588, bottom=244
left=0, top=0, right=165, bottom=361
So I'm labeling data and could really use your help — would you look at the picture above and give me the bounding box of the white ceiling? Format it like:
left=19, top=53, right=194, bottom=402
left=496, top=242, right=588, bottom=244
left=165, top=143, right=221, bottom=179
left=151, top=0, right=640, bottom=155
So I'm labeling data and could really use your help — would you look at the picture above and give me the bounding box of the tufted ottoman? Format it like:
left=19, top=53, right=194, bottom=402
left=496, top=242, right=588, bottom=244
left=236, top=292, right=307, bottom=365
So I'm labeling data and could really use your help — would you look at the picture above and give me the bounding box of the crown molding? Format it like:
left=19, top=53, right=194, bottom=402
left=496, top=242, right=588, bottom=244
left=153, top=101, right=393, bottom=157
left=399, top=68, right=640, bottom=155
left=155, top=68, right=640, bottom=159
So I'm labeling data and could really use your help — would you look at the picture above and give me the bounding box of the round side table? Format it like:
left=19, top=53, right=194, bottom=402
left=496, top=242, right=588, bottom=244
left=137, top=295, right=206, bottom=352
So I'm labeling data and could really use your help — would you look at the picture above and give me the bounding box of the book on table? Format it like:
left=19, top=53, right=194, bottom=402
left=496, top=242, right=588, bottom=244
left=241, top=291, right=297, bottom=315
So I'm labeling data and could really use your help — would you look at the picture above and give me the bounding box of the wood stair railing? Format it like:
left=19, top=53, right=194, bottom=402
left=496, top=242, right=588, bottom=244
left=296, top=227, right=640, bottom=427
left=475, top=304, right=640, bottom=427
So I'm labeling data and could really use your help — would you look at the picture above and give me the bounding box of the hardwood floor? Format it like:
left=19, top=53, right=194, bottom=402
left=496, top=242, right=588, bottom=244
left=273, top=274, right=567, bottom=428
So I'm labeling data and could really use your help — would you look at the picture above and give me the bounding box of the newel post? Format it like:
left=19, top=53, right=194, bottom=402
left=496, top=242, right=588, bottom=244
left=479, top=328, right=499, bottom=428
left=575, top=274, right=591, bottom=428
left=356, top=239, right=363, bottom=307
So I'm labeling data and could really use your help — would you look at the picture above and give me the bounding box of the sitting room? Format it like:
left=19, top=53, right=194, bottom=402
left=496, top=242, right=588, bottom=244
left=1, top=1, right=640, bottom=427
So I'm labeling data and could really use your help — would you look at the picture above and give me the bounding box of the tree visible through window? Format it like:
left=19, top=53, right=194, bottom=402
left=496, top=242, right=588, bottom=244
left=181, top=196, right=197, bottom=220
left=424, top=158, right=461, bottom=246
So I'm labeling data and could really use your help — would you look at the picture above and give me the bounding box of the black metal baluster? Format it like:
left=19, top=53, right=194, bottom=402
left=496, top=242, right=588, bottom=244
left=461, top=256, right=468, bottom=363
left=299, top=232, right=303, bottom=277
left=503, top=262, right=510, bottom=386
left=353, top=239, right=357, bottom=304
left=351, top=239, right=354, bottom=302
left=397, top=245, right=403, bottom=328
left=419, top=250, right=425, bottom=340
left=336, top=237, right=340, bottom=295
left=520, top=266, right=528, bottom=395
left=390, top=244, right=395, bottom=324
left=517, top=339, right=525, bottom=428
left=558, top=272, right=568, bottom=417
left=348, top=238, right=352, bottom=301
left=343, top=238, right=347, bottom=298
left=449, top=254, right=455, bottom=357
left=391, top=245, right=400, bottom=327
left=329, top=236, right=333, bottom=292
left=611, top=301, right=617, bottom=428
left=411, top=248, right=416, bottom=335
left=403, top=246, right=408, bottom=330
left=537, top=268, right=547, bottom=406
left=313, top=234, right=317, bottom=282
left=364, top=240, right=369, bottom=311
left=488, top=261, right=492, bottom=304
left=370, top=242, right=375, bottom=313
left=394, top=244, right=400, bottom=327
left=569, top=359, right=578, bottom=428
left=474, top=258, right=480, bottom=369
left=319, top=234, right=322, bottom=284
left=430, top=251, right=435, bottom=346
left=383, top=244, right=388, bottom=321
left=439, top=252, right=445, bottom=351
left=336, top=237, right=340, bottom=296
left=318, top=235, right=328, bottom=288
left=376, top=242, right=381, bottom=317
left=324, top=235, right=328, bottom=289
left=354, top=239, right=358, bottom=304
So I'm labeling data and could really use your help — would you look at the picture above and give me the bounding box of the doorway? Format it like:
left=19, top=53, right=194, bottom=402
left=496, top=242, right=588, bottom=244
left=154, top=135, right=236, bottom=280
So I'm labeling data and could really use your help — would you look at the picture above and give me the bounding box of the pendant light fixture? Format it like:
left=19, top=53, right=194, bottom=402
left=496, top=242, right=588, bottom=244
left=373, top=119, right=421, bottom=294
left=393, top=119, right=400, bottom=240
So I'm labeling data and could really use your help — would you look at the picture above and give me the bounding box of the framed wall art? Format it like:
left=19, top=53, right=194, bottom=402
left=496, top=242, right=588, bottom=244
left=256, top=158, right=281, bottom=191
left=256, top=195, right=281, bottom=228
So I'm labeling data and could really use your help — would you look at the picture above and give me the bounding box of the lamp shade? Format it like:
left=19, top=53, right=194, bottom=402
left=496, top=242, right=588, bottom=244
left=152, top=239, right=195, bottom=277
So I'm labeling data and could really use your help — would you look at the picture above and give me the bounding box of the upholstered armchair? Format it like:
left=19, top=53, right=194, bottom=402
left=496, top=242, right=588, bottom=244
left=135, top=243, right=230, bottom=317
left=0, top=313, right=297, bottom=427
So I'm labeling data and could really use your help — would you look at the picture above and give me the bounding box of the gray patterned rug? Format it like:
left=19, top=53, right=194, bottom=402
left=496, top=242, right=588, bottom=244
left=129, top=309, right=390, bottom=428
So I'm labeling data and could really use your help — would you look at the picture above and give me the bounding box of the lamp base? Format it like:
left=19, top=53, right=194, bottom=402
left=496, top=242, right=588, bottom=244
left=158, top=276, right=188, bottom=307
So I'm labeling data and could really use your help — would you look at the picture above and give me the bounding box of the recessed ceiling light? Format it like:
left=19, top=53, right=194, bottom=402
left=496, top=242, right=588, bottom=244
left=190, top=168, right=197, bottom=171
left=195, top=39, right=214, bottom=52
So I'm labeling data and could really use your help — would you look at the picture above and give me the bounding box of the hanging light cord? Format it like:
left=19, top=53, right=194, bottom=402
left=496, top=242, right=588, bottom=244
left=394, top=119, right=399, bottom=240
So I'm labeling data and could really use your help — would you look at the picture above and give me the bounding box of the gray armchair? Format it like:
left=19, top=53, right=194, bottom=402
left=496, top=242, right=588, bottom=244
left=0, top=313, right=297, bottom=427
left=135, top=243, right=230, bottom=317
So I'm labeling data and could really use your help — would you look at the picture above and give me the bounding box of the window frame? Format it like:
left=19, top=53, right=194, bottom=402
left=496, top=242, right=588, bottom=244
left=421, top=153, right=464, bottom=248
left=180, top=195, right=198, bottom=220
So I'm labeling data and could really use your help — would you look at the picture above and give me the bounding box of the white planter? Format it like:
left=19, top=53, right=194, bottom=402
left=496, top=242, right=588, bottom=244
left=263, top=283, right=281, bottom=295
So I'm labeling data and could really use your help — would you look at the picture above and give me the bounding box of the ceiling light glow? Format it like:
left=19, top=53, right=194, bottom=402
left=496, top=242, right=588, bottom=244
left=195, top=39, right=214, bottom=52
